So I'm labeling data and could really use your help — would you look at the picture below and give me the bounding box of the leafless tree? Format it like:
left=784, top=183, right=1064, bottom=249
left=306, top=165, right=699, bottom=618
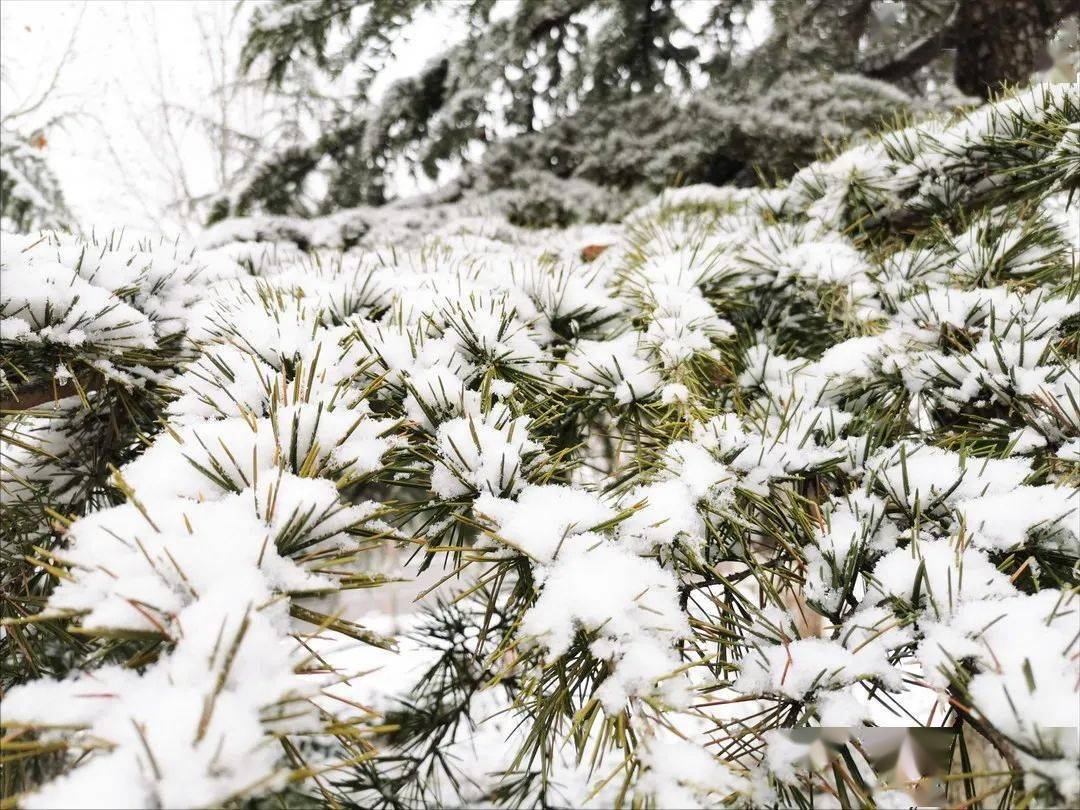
left=95, top=2, right=322, bottom=234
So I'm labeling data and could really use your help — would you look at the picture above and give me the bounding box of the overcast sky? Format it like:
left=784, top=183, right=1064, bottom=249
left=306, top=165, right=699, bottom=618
left=4, top=1, right=219, bottom=234
left=1, top=0, right=458, bottom=235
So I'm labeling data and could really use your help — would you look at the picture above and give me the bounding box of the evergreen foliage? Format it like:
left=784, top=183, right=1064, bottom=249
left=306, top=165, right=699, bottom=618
left=0, top=131, right=70, bottom=232
left=216, top=0, right=1077, bottom=225
left=2, top=83, right=1078, bottom=809
left=479, top=71, right=920, bottom=193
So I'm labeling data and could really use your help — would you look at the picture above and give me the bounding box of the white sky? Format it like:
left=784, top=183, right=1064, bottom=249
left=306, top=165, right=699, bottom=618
left=1, top=0, right=454, bottom=235
left=3, top=1, right=219, bottom=233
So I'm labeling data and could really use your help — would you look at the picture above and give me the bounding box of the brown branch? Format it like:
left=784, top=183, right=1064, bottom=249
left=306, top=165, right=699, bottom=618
left=858, top=3, right=962, bottom=81
left=947, top=690, right=1024, bottom=784
left=0, top=373, right=101, bottom=413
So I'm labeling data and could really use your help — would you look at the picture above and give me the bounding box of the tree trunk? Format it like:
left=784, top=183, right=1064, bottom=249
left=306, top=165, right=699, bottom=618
left=861, top=0, right=1079, bottom=99
left=951, top=0, right=1064, bottom=99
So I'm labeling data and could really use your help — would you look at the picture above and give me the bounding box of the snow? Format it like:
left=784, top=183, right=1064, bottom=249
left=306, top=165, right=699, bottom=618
left=6, top=600, right=313, bottom=809
left=956, top=485, right=1079, bottom=552
left=637, top=736, right=748, bottom=808
left=430, top=407, right=539, bottom=499
left=1, top=232, right=240, bottom=355
left=5, top=83, right=1079, bottom=808
left=558, top=332, right=663, bottom=404
left=867, top=539, right=1017, bottom=616
left=734, top=636, right=900, bottom=703
left=521, top=539, right=689, bottom=711
left=474, top=484, right=615, bottom=562
left=869, top=444, right=1032, bottom=511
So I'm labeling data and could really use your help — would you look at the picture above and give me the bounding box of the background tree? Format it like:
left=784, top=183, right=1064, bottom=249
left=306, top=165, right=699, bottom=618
left=0, top=131, right=70, bottom=232
left=0, top=4, right=80, bottom=231
left=216, top=0, right=1078, bottom=227
left=97, top=2, right=345, bottom=235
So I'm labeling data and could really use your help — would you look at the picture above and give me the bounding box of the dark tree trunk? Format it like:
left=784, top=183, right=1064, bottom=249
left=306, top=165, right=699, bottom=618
left=951, top=0, right=1058, bottom=99
left=862, top=0, right=1079, bottom=100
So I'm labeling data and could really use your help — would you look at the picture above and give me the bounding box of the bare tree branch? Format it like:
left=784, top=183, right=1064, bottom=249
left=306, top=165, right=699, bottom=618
left=1, top=2, right=86, bottom=124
